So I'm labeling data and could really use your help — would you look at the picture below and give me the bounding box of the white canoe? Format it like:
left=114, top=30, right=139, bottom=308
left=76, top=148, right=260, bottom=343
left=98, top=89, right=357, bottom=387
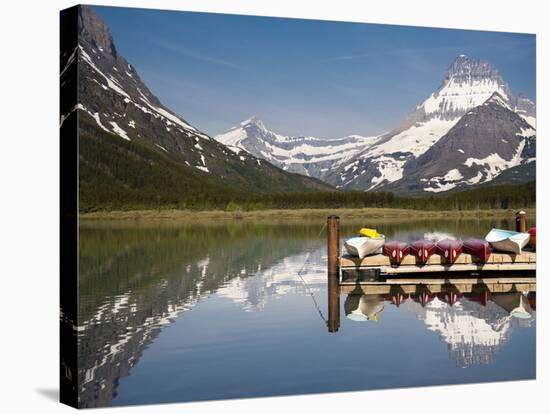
left=345, top=295, right=385, bottom=322
left=344, top=236, right=385, bottom=259
left=485, top=228, right=530, bottom=254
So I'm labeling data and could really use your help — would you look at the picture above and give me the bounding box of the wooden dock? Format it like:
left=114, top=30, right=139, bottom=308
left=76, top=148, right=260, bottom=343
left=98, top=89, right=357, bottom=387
left=327, top=212, right=536, bottom=279
left=325, top=213, right=536, bottom=332
left=340, top=250, right=536, bottom=276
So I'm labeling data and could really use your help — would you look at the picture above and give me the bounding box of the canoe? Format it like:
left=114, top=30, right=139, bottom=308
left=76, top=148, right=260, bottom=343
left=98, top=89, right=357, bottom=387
left=464, top=290, right=491, bottom=306
left=344, top=294, right=385, bottom=322
left=463, top=238, right=492, bottom=262
left=359, top=228, right=382, bottom=238
left=435, top=238, right=463, bottom=264
left=412, top=292, right=435, bottom=307
left=492, top=292, right=533, bottom=319
left=410, top=240, right=436, bottom=263
left=439, top=291, right=462, bottom=306
left=528, top=227, right=536, bottom=249
left=344, top=236, right=385, bottom=259
left=383, top=241, right=410, bottom=265
left=485, top=228, right=529, bottom=255
left=386, top=292, right=408, bottom=307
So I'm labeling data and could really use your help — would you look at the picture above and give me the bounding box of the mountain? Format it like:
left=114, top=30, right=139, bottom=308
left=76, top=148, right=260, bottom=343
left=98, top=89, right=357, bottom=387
left=60, top=5, right=333, bottom=211
left=384, top=92, right=536, bottom=194
left=217, top=55, right=535, bottom=194
left=330, top=55, right=536, bottom=191
left=215, top=117, right=378, bottom=180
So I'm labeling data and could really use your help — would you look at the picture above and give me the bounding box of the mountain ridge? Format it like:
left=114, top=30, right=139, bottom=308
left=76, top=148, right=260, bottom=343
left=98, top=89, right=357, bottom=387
left=217, top=54, right=536, bottom=193
left=61, top=5, right=334, bottom=210
left=383, top=91, right=536, bottom=194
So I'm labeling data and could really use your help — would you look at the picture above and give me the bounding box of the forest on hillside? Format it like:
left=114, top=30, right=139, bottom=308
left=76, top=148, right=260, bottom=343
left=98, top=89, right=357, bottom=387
left=79, top=178, right=535, bottom=213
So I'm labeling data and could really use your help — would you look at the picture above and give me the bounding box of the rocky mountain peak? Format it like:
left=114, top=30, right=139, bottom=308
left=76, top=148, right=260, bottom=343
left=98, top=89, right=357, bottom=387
left=78, top=5, right=117, bottom=59
left=445, top=55, right=503, bottom=85
left=240, top=116, right=266, bottom=130
left=483, top=91, right=511, bottom=109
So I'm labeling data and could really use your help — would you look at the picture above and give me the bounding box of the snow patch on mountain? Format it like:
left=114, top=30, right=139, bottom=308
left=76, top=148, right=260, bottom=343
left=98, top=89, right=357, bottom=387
left=422, top=77, right=507, bottom=117
left=371, top=118, right=457, bottom=158
left=424, top=169, right=464, bottom=193
left=109, top=121, right=131, bottom=141
left=79, top=46, right=130, bottom=99
left=216, top=117, right=379, bottom=179
left=463, top=140, right=526, bottom=183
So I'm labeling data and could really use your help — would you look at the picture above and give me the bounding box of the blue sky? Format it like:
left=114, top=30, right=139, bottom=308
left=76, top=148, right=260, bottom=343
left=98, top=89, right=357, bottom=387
left=94, top=6, right=536, bottom=138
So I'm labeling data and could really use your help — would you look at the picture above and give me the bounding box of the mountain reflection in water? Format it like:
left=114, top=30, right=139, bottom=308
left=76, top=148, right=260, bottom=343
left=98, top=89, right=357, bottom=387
left=70, top=218, right=535, bottom=408
left=344, top=292, right=535, bottom=368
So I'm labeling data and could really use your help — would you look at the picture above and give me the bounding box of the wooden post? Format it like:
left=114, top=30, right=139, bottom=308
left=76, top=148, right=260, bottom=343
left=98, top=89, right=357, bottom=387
left=327, top=215, right=340, bottom=278
left=327, top=215, right=340, bottom=332
left=516, top=210, right=526, bottom=233
left=327, top=274, right=340, bottom=332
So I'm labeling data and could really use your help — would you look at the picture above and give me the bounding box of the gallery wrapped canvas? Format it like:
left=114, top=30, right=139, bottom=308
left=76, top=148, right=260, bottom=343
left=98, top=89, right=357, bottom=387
left=60, top=4, right=536, bottom=409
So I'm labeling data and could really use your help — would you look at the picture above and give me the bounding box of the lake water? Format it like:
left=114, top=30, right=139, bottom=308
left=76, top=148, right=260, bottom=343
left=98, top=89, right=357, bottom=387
left=75, top=217, right=536, bottom=408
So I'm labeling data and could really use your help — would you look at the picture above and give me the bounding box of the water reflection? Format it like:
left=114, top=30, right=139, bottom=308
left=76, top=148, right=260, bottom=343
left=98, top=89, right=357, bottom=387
left=345, top=295, right=385, bottom=321
left=341, top=291, right=535, bottom=368
left=70, top=217, right=535, bottom=407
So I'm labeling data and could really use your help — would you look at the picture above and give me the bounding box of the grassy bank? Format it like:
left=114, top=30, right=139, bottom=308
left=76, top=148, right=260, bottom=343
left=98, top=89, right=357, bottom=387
left=79, top=207, right=536, bottom=222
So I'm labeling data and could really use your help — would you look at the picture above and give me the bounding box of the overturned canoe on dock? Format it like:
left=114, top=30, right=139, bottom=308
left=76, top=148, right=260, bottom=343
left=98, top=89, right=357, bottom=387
left=463, top=238, right=492, bottom=262
left=344, top=236, right=385, bottom=259
left=383, top=241, right=410, bottom=265
left=528, top=227, right=536, bottom=249
left=485, top=228, right=530, bottom=255
left=435, top=239, right=463, bottom=264
left=410, top=240, right=436, bottom=264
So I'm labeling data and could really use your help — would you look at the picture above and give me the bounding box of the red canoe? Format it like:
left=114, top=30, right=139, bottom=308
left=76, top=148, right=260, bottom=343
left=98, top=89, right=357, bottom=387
left=383, top=241, right=410, bottom=265
left=412, top=292, right=435, bottom=307
left=410, top=240, right=436, bottom=264
left=435, top=239, right=463, bottom=264
left=528, top=227, right=536, bottom=249
left=438, top=291, right=462, bottom=306
left=464, top=290, right=491, bottom=306
left=463, top=238, right=492, bottom=262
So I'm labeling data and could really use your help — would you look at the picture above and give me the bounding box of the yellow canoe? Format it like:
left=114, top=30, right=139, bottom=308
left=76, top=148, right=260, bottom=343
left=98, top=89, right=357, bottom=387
left=359, top=228, right=382, bottom=238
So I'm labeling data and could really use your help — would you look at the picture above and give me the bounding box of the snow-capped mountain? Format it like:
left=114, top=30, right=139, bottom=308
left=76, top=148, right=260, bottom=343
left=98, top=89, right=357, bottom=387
left=217, top=55, right=535, bottom=193
left=330, top=55, right=536, bottom=191
left=63, top=5, right=211, bottom=152
left=61, top=5, right=333, bottom=198
left=215, top=117, right=379, bottom=179
left=385, top=92, right=536, bottom=193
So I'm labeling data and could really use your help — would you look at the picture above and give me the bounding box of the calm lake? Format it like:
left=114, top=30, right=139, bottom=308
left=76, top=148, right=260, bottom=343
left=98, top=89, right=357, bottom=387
left=76, top=216, right=536, bottom=408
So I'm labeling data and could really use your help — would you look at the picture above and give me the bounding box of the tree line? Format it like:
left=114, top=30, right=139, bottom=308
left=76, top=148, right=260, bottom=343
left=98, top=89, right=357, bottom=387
left=80, top=180, right=535, bottom=212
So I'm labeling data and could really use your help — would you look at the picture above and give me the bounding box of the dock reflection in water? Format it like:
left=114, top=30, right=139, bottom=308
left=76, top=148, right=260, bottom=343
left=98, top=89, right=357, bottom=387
left=72, top=218, right=535, bottom=408
left=335, top=289, right=535, bottom=368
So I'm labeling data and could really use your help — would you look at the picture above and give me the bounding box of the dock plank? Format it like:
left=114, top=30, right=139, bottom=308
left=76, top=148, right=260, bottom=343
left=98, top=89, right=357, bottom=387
left=381, top=263, right=535, bottom=275
left=340, top=251, right=536, bottom=268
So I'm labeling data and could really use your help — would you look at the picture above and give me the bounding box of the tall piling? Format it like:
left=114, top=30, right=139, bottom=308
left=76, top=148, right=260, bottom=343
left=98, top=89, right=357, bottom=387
left=327, top=215, right=340, bottom=332
left=516, top=210, right=526, bottom=233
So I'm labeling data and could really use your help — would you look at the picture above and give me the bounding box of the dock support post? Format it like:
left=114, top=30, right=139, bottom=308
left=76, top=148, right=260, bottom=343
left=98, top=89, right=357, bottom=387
left=327, top=215, right=340, bottom=332
left=516, top=210, right=526, bottom=233
left=327, top=215, right=340, bottom=278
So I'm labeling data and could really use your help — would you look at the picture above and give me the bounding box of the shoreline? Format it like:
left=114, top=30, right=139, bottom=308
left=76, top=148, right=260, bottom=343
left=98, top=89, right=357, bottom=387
left=79, top=207, right=536, bottom=222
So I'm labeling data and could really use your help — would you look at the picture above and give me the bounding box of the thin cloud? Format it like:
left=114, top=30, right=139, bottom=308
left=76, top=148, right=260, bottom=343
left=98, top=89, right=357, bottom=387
left=325, top=38, right=534, bottom=63
left=326, top=46, right=456, bottom=62
left=148, top=38, right=242, bottom=69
